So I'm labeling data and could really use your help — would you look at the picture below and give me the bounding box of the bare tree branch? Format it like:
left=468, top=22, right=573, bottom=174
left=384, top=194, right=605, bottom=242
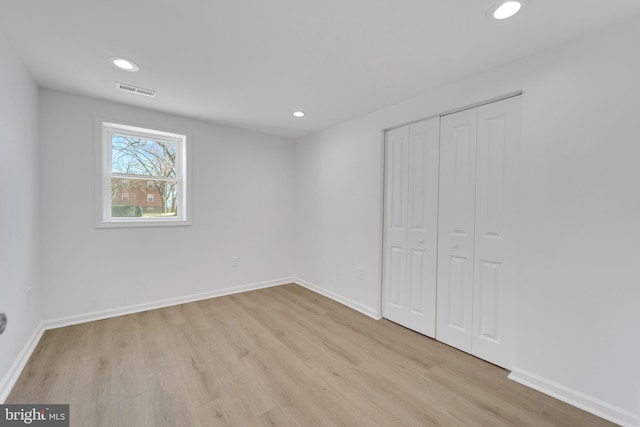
left=111, top=135, right=178, bottom=214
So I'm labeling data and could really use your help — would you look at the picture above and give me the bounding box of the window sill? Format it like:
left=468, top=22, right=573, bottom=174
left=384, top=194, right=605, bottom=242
left=96, top=218, right=192, bottom=229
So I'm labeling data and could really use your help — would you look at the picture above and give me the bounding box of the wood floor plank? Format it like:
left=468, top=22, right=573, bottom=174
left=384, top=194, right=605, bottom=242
left=193, top=396, right=257, bottom=427
left=146, top=361, right=202, bottom=427
left=240, top=353, right=294, bottom=408
left=135, top=309, right=178, bottom=368
left=204, top=324, right=277, bottom=417
left=108, top=315, right=148, bottom=403
left=7, top=330, right=60, bottom=401
left=7, top=284, right=616, bottom=427
left=169, top=326, right=230, bottom=408
left=244, top=304, right=322, bottom=361
left=235, top=327, right=362, bottom=426
left=306, top=352, right=424, bottom=426
left=254, top=405, right=306, bottom=427
left=175, top=300, right=212, bottom=331
left=69, top=356, right=111, bottom=426
left=108, top=393, right=154, bottom=427
left=255, top=287, right=333, bottom=333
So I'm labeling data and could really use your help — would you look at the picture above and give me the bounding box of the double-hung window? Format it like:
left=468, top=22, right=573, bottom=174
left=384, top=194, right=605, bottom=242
left=97, top=122, right=190, bottom=227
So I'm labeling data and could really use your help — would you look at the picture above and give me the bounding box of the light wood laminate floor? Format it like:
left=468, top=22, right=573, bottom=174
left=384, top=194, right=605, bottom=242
left=8, top=284, right=614, bottom=426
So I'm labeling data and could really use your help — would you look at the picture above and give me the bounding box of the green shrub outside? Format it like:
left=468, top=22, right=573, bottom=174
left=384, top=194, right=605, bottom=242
left=112, top=205, right=143, bottom=217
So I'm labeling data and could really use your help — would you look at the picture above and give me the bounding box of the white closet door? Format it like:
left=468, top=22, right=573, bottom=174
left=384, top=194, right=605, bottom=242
left=471, top=96, right=521, bottom=368
left=382, top=117, right=439, bottom=337
left=404, top=118, right=439, bottom=337
left=436, top=108, right=478, bottom=353
left=383, top=125, right=410, bottom=328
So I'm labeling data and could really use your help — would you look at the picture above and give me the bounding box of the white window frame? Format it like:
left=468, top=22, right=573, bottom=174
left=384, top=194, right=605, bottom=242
left=96, top=120, right=191, bottom=228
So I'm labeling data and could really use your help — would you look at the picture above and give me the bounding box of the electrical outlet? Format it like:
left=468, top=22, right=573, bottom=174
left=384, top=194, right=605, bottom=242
left=356, top=267, right=364, bottom=280
left=232, top=257, right=239, bottom=268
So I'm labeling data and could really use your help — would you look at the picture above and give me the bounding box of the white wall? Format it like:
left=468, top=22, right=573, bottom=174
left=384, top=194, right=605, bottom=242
left=40, top=90, right=294, bottom=321
left=294, top=14, right=640, bottom=425
left=0, top=33, right=42, bottom=398
left=293, top=122, right=384, bottom=317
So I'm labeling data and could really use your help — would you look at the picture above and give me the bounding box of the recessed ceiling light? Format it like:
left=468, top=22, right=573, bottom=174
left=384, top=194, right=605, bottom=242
left=492, top=1, right=522, bottom=20
left=293, top=111, right=305, bottom=117
left=109, top=56, right=139, bottom=72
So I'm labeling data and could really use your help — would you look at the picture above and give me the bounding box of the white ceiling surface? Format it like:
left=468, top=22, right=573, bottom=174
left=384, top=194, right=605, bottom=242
left=2, top=1, right=640, bottom=139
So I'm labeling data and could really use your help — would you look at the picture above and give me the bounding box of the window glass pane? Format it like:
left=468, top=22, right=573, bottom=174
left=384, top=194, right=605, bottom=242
left=111, top=134, right=177, bottom=178
left=110, top=177, right=177, bottom=217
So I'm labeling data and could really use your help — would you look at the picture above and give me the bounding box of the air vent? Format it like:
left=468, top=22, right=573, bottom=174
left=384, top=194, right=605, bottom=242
left=115, top=82, right=156, bottom=98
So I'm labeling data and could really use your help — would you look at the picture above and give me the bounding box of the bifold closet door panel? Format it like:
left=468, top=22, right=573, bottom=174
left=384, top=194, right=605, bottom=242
left=382, top=117, right=439, bottom=338
left=403, top=118, right=439, bottom=337
left=383, top=125, right=410, bottom=328
left=436, top=108, right=478, bottom=353
left=471, top=96, right=521, bottom=369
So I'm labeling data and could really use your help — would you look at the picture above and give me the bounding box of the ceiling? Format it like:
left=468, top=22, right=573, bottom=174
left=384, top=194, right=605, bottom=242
left=1, top=0, right=640, bottom=139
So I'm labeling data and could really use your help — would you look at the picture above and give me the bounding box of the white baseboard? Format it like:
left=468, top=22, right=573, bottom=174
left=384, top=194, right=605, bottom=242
left=0, top=277, right=294, bottom=402
left=0, top=322, right=46, bottom=403
left=292, top=277, right=382, bottom=320
left=509, top=368, right=640, bottom=427
left=43, top=277, right=293, bottom=330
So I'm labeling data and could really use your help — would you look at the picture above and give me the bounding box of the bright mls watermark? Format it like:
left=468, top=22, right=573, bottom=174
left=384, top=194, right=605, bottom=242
left=0, top=405, right=68, bottom=426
